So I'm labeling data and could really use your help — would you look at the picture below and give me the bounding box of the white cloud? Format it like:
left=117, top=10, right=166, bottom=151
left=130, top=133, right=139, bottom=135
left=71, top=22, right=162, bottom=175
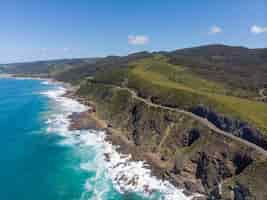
left=250, top=25, right=267, bottom=34
left=40, top=48, right=48, bottom=57
left=209, top=25, right=222, bottom=35
left=128, top=35, right=149, bottom=45
left=41, top=48, right=47, bottom=52
left=63, top=48, right=70, bottom=52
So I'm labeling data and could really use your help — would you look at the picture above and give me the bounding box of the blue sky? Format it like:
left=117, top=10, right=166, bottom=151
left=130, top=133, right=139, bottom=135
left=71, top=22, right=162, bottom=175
left=0, top=0, right=266, bottom=63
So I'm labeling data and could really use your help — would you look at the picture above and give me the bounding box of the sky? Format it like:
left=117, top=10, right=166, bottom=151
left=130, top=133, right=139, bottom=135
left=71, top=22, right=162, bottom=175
left=0, top=0, right=266, bottom=63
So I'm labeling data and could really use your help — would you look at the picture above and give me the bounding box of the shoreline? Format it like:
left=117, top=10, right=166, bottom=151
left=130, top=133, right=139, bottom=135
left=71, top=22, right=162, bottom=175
left=3, top=74, right=204, bottom=199
left=0, top=73, right=75, bottom=93
left=65, top=88, right=204, bottom=199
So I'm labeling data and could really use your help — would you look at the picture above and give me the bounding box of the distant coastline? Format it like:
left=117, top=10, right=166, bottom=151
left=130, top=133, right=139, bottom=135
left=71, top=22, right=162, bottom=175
left=0, top=73, right=75, bottom=94
left=0, top=73, right=13, bottom=78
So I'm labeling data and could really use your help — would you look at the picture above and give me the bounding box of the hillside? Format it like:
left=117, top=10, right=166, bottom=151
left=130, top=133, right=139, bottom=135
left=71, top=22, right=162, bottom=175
left=77, top=80, right=267, bottom=199
left=2, top=45, right=267, bottom=135
left=3, top=44, right=267, bottom=91
left=2, top=45, right=267, bottom=145
left=167, top=44, right=267, bottom=91
left=2, top=44, right=267, bottom=199
left=53, top=51, right=151, bottom=83
left=0, top=58, right=99, bottom=77
left=76, top=45, right=267, bottom=199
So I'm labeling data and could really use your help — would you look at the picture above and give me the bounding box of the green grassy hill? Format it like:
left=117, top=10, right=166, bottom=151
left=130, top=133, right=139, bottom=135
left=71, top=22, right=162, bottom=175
left=0, top=58, right=100, bottom=77
left=128, top=56, right=267, bottom=134
left=92, top=55, right=267, bottom=135
left=3, top=44, right=267, bottom=134
left=167, top=44, right=267, bottom=91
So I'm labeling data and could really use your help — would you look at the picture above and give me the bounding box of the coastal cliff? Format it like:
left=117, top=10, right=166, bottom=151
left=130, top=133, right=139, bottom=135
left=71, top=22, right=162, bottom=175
left=3, top=45, right=267, bottom=199
left=76, top=81, right=267, bottom=200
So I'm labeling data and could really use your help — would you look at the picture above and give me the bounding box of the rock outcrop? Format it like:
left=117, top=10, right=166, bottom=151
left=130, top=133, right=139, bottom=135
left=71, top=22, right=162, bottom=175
left=191, top=105, right=267, bottom=150
left=77, top=82, right=267, bottom=199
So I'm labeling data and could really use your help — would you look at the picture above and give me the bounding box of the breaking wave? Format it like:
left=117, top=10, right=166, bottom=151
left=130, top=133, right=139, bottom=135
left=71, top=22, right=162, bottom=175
left=41, top=81, right=194, bottom=200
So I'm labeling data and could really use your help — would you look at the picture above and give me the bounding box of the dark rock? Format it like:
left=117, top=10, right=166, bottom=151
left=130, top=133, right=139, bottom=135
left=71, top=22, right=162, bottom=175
left=233, top=153, right=253, bottom=175
left=160, top=155, right=167, bottom=161
left=233, top=183, right=253, bottom=200
left=192, top=197, right=207, bottom=200
left=237, top=126, right=267, bottom=150
left=105, top=129, right=112, bottom=135
left=183, top=128, right=200, bottom=146
left=209, top=186, right=221, bottom=200
left=196, top=152, right=235, bottom=190
left=183, top=190, right=193, bottom=197
left=184, top=180, right=205, bottom=194
left=191, top=105, right=267, bottom=150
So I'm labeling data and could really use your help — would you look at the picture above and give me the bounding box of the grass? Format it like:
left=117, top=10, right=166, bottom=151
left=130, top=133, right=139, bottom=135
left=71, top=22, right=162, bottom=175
left=94, top=68, right=129, bottom=85
left=127, top=56, right=267, bottom=134
left=130, top=55, right=255, bottom=97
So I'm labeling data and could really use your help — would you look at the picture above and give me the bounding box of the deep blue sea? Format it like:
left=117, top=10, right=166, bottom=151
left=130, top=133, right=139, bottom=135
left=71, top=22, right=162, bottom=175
left=0, top=78, right=189, bottom=200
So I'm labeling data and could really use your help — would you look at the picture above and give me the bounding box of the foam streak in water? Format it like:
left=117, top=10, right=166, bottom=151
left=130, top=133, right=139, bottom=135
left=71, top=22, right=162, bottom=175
left=41, top=82, right=195, bottom=200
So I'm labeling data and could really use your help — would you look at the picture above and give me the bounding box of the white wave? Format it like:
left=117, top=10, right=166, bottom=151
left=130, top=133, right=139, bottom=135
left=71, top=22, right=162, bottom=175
left=41, top=87, right=87, bottom=113
left=84, top=180, right=93, bottom=192
left=98, top=131, right=193, bottom=200
left=41, top=80, right=51, bottom=85
left=42, top=84, right=196, bottom=200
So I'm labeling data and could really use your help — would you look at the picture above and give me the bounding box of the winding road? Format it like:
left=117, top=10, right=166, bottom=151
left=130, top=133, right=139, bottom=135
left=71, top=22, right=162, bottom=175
left=113, top=85, right=267, bottom=158
left=259, top=88, right=267, bottom=101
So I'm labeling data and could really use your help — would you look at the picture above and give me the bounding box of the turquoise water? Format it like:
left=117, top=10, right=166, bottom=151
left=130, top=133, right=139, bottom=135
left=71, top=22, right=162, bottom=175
left=0, top=78, right=189, bottom=200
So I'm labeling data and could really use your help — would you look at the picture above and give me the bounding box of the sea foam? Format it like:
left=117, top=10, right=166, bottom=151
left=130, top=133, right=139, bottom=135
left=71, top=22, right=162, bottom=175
left=41, top=82, right=195, bottom=200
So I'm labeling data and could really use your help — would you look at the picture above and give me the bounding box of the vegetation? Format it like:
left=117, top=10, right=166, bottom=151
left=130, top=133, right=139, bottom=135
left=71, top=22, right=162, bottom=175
left=78, top=81, right=267, bottom=199
left=126, top=56, right=267, bottom=134
left=54, top=51, right=151, bottom=83
left=50, top=45, right=267, bottom=199
left=2, top=44, right=267, bottom=133
left=0, top=58, right=99, bottom=76
left=167, top=44, right=267, bottom=91
left=4, top=44, right=267, bottom=198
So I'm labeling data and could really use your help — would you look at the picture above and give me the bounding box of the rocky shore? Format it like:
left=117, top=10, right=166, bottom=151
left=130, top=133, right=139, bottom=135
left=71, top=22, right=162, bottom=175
left=7, top=75, right=266, bottom=199
left=64, top=89, right=205, bottom=199
left=74, top=81, right=267, bottom=200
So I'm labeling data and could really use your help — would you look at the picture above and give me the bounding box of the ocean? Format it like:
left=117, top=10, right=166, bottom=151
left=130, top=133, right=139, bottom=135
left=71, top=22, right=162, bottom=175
left=0, top=78, right=190, bottom=200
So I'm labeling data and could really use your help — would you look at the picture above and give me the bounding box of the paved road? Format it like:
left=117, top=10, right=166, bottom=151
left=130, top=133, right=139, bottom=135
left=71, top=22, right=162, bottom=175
left=255, top=88, right=267, bottom=102
left=114, top=86, right=267, bottom=157
left=259, top=88, right=267, bottom=100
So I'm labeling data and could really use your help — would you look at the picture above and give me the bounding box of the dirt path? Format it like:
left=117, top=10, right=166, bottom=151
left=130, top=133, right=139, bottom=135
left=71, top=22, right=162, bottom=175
left=113, top=86, right=267, bottom=158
